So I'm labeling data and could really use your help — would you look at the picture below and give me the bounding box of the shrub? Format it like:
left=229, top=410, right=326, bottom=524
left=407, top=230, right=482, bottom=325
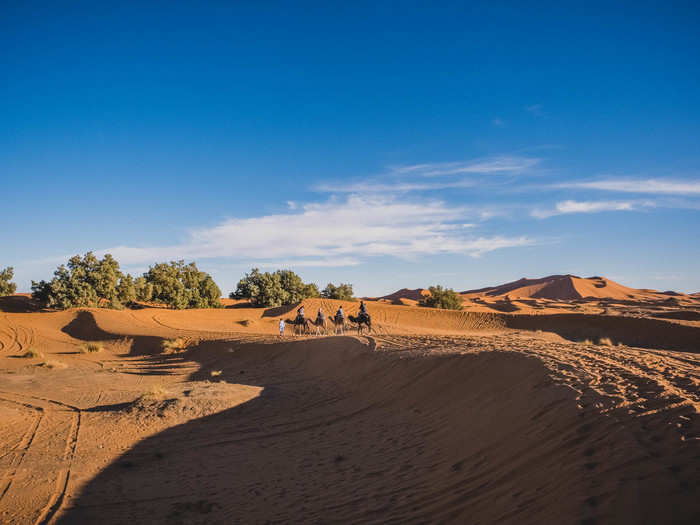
left=141, top=384, right=168, bottom=400
left=420, top=285, right=463, bottom=310
left=321, top=283, right=354, bottom=301
left=40, top=360, right=67, bottom=369
left=231, top=268, right=319, bottom=307
left=81, top=342, right=103, bottom=353
left=0, top=267, right=17, bottom=296
left=139, top=261, right=222, bottom=309
left=31, top=252, right=136, bottom=309
left=21, top=348, right=44, bottom=359
left=161, top=338, right=187, bottom=353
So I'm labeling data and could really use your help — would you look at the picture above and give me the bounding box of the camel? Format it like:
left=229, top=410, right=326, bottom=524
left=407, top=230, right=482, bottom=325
left=349, top=313, right=372, bottom=335
left=286, top=317, right=313, bottom=336
left=312, top=315, right=330, bottom=336
left=329, top=314, right=347, bottom=335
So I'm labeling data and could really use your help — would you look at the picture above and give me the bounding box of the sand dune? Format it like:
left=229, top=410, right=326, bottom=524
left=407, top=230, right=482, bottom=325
left=461, top=274, right=685, bottom=301
left=1, top=298, right=699, bottom=523
left=376, top=288, right=431, bottom=304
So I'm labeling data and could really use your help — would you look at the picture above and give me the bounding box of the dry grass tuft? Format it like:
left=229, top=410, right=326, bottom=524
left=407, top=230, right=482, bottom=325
left=161, top=338, right=187, bottom=353
left=210, top=370, right=222, bottom=377
left=598, top=337, right=613, bottom=346
left=40, top=360, right=67, bottom=370
left=81, top=342, right=103, bottom=353
left=141, top=384, right=168, bottom=400
left=582, top=339, right=593, bottom=345
left=21, top=348, right=44, bottom=359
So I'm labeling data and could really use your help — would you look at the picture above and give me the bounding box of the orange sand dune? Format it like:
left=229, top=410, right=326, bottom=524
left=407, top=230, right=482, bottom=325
left=376, top=287, right=431, bottom=303
left=1, top=298, right=699, bottom=523
left=461, top=274, right=688, bottom=301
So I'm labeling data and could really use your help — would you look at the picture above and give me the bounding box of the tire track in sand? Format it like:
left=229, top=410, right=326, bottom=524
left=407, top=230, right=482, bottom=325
left=0, top=397, right=44, bottom=504
left=0, top=391, right=81, bottom=525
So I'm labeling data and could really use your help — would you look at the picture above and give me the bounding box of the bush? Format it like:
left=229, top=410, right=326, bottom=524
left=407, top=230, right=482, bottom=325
left=0, top=267, right=17, bottom=296
left=31, top=252, right=136, bottom=309
left=230, top=268, right=319, bottom=307
left=139, top=261, right=222, bottom=309
left=81, top=342, right=103, bottom=353
left=161, top=338, right=187, bottom=353
left=21, top=348, right=44, bottom=359
left=321, top=283, right=354, bottom=301
left=420, top=285, right=463, bottom=310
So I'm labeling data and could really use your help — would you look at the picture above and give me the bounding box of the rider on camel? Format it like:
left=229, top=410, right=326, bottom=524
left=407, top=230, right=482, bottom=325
left=359, top=301, right=368, bottom=320
left=317, top=307, right=325, bottom=322
left=296, top=306, right=305, bottom=323
left=335, top=306, right=344, bottom=321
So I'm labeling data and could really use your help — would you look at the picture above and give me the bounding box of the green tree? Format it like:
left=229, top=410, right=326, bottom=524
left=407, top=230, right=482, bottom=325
left=0, top=267, right=17, bottom=296
left=231, top=268, right=319, bottom=307
left=420, top=285, right=463, bottom=310
left=142, top=260, right=222, bottom=309
left=31, top=252, right=125, bottom=309
left=321, top=282, right=354, bottom=301
left=116, top=274, right=137, bottom=306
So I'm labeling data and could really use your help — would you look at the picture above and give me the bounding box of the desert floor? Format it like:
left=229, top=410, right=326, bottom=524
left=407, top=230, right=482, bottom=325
left=1, top=296, right=699, bottom=524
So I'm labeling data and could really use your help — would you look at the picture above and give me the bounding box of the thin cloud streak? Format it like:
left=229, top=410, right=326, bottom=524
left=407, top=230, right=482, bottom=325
left=315, top=179, right=477, bottom=193
left=556, top=178, right=700, bottom=195
left=532, top=200, right=655, bottom=219
left=391, top=156, right=540, bottom=176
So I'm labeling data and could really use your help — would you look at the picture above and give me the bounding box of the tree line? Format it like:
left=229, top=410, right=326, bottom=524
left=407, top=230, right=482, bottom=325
left=0, top=256, right=463, bottom=310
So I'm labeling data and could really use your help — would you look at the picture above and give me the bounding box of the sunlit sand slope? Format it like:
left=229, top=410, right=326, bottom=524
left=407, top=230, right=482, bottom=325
left=0, top=302, right=698, bottom=524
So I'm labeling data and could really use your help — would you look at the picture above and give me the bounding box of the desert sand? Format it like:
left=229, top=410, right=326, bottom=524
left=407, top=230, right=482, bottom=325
left=1, top=287, right=699, bottom=524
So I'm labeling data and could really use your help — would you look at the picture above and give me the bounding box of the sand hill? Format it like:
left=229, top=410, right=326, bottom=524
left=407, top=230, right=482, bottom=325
left=461, top=274, right=681, bottom=301
left=376, top=288, right=430, bottom=304
left=0, top=296, right=699, bottom=523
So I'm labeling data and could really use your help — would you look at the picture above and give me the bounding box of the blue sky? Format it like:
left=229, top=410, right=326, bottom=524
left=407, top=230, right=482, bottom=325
left=2, top=2, right=700, bottom=295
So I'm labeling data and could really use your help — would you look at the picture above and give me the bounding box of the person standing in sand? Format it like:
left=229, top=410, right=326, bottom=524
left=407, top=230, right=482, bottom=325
left=279, top=318, right=285, bottom=337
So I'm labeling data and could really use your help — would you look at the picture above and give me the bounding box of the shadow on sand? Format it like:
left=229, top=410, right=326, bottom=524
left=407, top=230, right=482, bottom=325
left=53, top=317, right=700, bottom=524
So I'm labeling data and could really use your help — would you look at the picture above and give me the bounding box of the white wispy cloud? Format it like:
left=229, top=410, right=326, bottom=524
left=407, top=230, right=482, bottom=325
left=315, top=179, right=477, bottom=193
left=525, top=104, right=544, bottom=116
left=532, top=199, right=655, bottom=219
left=555, top=178, right=700, bottom=195
left=95, top=195, right=534, bottom=266
left=391, top=156, right=540, bottom=177
left=316, top=156, right=541, bottom=194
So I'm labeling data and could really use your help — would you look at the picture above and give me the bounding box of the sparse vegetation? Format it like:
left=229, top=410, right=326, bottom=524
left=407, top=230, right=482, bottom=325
left=141, top=384, right=168, bottom=400
left=21, top=348, right=44, bottom=359
left=321, top=282, right=355, bottom=301
left=81, top=342, right=103, bottom=353
left=598, top=337, right=613, bottom=346
left=231, top=268, right=319, bottom=307
left=210, top=370, right=222, bottom=377
left=420, top=285, right=463, bottom=310
left=161, top=338, right=187, bottom=353
left=139, top=261, right=222, bottom=309
left=0, top=267, right=17, bottom=296
left=40, top=360, right=67, bottom=369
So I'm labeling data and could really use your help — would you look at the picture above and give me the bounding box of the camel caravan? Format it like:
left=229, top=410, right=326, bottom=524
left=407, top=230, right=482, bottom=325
left=285, top=301, right=372, bottom=336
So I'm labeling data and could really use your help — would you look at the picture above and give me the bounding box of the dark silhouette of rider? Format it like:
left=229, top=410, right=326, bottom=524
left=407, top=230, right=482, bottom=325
left=359, top=301, right=368, bottom=319
left=296, top=306, right=305, bottom=322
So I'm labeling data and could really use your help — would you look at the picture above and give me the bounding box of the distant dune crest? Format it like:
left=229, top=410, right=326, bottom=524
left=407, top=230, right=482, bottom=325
left=383, top=275, right=690, bottom=302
